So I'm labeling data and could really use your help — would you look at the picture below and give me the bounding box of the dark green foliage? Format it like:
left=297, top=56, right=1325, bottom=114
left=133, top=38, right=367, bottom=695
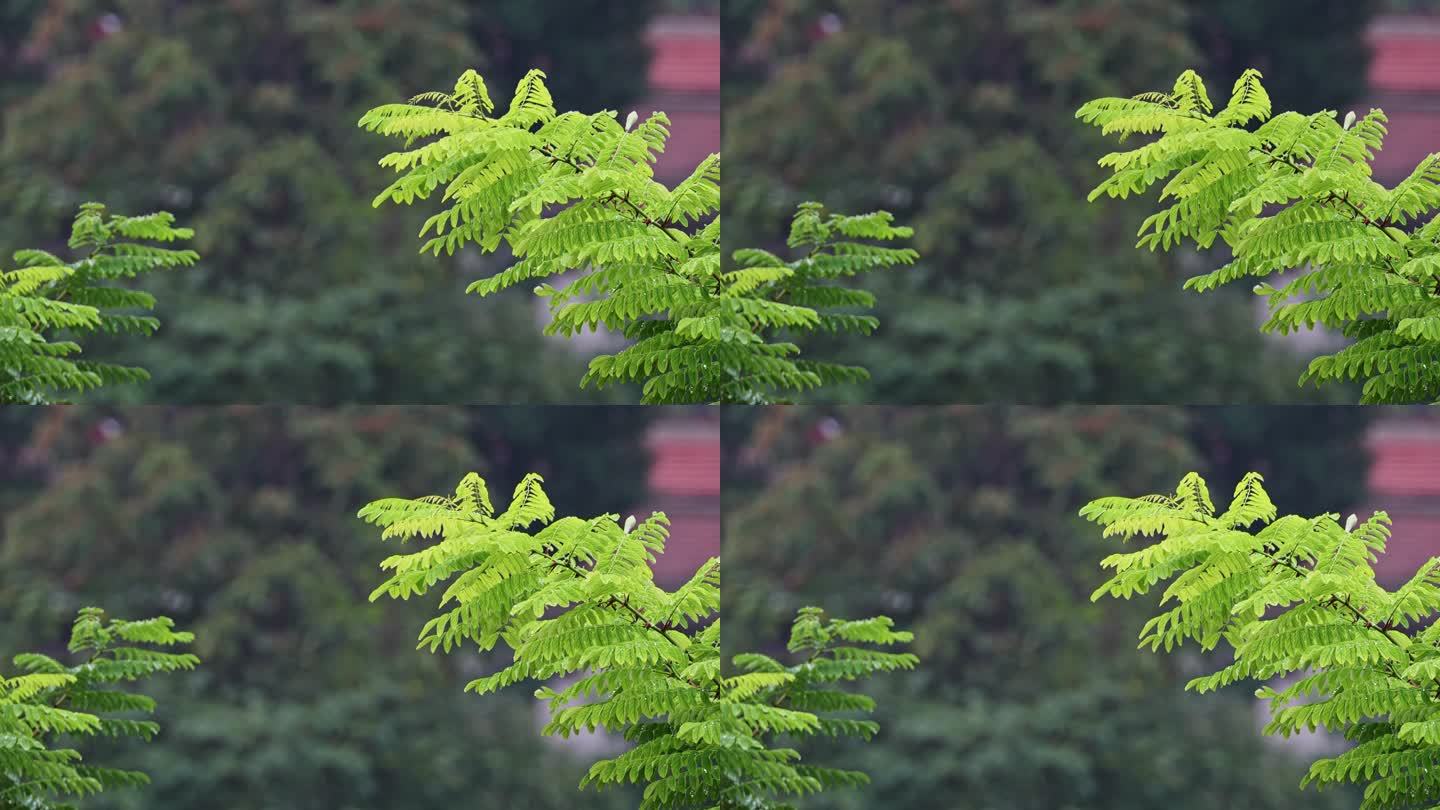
left=1185, top=0, right=1377, bottom=113
left=1186, top=405, right=1374, bottom=517
left=723, top=405, right=1364, bottom=809
left=1084, top=472, right=1440, bottom=808
left=0, top=608, right=197, bottom=809
left=361, top=472, right=915, bottom=808
left=0, top=406, right=653, bottom=810
left=0, top=0, right=44, bottom=113
left=717, top=0, right=766, bottom=97
left=1, top=205, right=194, bottom=403
left=364, top=68, right=910, bottom=403
left=1080, top=69, right=1440, bottom=403
left=469, top=1, right=660, bottom=110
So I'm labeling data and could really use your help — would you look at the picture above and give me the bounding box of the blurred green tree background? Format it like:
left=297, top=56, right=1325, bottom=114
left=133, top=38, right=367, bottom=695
left=0, top=0, right=663, bottom=403
left=723, top=0, right=1382, bottom=402
left=0, top=405, right=656, bottom=809
left=721, top=404, right=1372, bottom=808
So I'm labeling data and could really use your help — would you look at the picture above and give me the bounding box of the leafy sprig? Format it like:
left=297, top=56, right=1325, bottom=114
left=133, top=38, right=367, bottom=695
left=0, top=204, right=196, bottom=403
left=0, top=608, right=198, bottom=809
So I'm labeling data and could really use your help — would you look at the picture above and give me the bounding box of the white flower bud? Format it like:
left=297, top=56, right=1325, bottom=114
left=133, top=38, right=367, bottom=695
left=1343, top=110, right=1356, bottom=130
left=623, top=515, right=637, bottom=534
left=624, top=111, right=639, bottom=131
left=1345, top=514, right=1358, bottom=532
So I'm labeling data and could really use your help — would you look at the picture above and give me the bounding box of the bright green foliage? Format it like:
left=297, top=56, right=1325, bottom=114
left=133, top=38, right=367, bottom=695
left=360, top=472, right=916, bottom=808
left=0, top=607, right=197, bottom=809
left=1083, top=471, right=1440, bottom=809
left=1, top=204, right=194, bottom=403
left=361, top=68, right=912, bottom=403
left=1080, top=69, right=1440, bottom=403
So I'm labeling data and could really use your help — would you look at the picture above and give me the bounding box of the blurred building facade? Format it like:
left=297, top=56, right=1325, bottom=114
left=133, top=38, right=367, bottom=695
left=640, top=13, right=721, bottom=185
left=1362, top=409, right=1440, bottom=586
left=1363, top=14, right=1440, bottom=185
left=636, top=407, right=722, bottom=585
